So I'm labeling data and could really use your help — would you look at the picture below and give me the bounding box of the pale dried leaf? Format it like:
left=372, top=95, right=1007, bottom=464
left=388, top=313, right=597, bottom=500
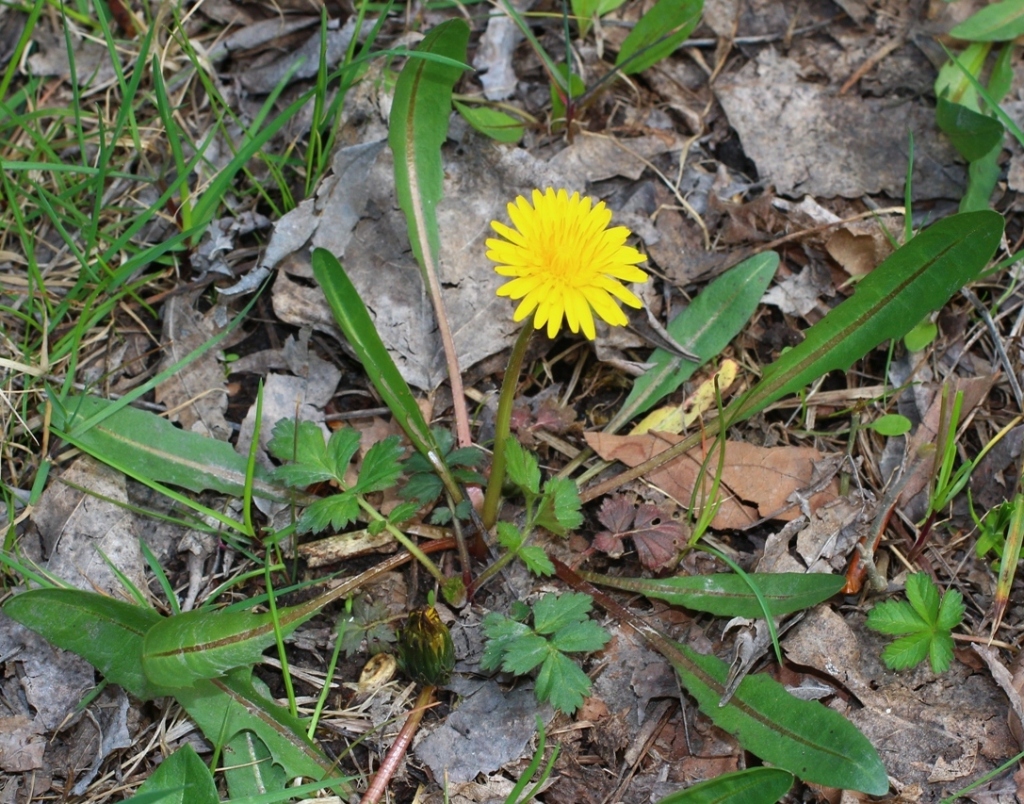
left=586, top=433, right=839, bottom=529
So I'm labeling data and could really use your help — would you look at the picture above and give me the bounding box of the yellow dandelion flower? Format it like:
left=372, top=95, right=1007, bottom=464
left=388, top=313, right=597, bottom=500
left=487, top=188, right=648, bottom=340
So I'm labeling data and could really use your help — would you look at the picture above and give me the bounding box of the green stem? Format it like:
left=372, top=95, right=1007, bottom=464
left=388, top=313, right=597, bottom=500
left=358, top=497, right=447, bottom=586
left=473, top=511, right=535, bottom=592
left=482, top=322, right=533, bottom=529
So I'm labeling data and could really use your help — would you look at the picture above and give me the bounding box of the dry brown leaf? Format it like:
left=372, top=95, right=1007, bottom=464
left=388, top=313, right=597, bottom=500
left=0, top=716, right=45, bottom=772
left=592, top=495, right=683, bottom=570
left=585, top=433, right=839, bottom=529
left=155, top=294, right=232, bottom=440
left=898, top=374, right=997, bottom=511
left=825, top=224, right=894, bottom=277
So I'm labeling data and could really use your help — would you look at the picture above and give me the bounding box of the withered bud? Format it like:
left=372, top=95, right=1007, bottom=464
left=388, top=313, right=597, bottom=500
left=397, top=606, right=455, bottom=687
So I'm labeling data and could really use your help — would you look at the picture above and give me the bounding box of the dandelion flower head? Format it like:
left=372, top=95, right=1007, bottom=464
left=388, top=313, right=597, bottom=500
left=487, top=188, right=648, bottom=340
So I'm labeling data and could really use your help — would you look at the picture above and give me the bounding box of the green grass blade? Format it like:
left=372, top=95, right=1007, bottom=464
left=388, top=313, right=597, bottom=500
left=615, top=0, right=703, bottom=76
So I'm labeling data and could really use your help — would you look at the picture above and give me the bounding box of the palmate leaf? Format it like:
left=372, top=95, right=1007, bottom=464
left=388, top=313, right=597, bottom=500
left=866, top=573, right=964, bottom=674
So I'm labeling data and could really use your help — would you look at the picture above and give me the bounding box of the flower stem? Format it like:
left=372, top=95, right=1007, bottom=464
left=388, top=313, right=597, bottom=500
left=482, top=321, right=533, bottom=530
left=362, top=684, right=435, bottom=804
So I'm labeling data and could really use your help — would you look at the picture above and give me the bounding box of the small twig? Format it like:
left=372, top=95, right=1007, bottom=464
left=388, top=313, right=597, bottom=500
left=839, top=37, right=903, bottom=95
left=362, top=685, right=435, bottom=804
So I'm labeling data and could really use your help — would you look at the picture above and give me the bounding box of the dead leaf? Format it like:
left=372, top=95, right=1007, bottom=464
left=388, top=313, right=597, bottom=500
left=549, top=132, right=685, bottom=183
left=32, top=457, right=147, bottom=595
left=155, top=294, right=233, bottom=440
left=237, top=18, right=358, bottom=94
left=415, top=678, right=552, bottom=784
left=586, top=433, right=840, bottom=529
left=471, top=0, right=533, bottom=100
left=715, top=48, right=964, bottom=200
left=761, top=262, right=835, bottom=320
left=0, top=716, right=45, bottom=772
left=826, top=223, right=894, bottom=278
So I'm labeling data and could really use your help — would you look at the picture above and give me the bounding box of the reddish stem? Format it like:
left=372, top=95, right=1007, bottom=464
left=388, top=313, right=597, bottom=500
left=362, top=685, right=435, bottom=804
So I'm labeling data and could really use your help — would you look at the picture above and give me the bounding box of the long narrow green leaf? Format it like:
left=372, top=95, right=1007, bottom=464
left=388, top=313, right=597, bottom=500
left=2, top=589, right=345, bottom=788
left=582, top=211, right=1003, bottom=503
left=950, top=0, right=1024, bottom=41
left=141, top=606, right=317, bottom=688
left=585, top=206, right=999, bottom=501
left=49, top=395, right=293, bottom=502
left=728, top=209, right=1002, bottom=422
left=124, top=744, right=218, bottom=804
left=553, top=560, right=888, bottom=794
left=388, top=19, right=469, bottom=277
left=615, top=251, right=777, bottom=426
left=577, top=570, right=844, bottom=618
left=656, top=767, right=793, bottom=804
left=616, top=0, right=703, bottom=76
left=310, top=249, right=436, bottom=459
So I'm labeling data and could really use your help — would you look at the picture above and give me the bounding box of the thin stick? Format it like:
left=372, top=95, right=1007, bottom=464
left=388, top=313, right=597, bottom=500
left=362, top=685, right=435, bottom=804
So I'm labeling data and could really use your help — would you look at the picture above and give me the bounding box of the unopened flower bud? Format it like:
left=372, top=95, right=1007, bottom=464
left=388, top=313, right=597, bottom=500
left=397, top=606, right=455, bottom=687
